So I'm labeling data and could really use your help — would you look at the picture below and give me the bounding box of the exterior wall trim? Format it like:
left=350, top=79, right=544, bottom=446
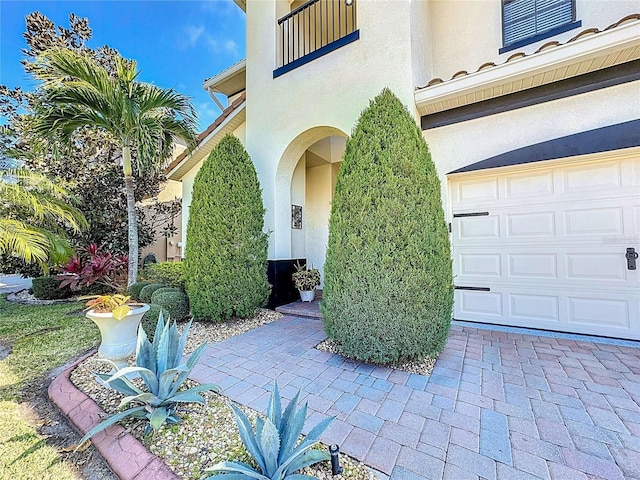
left=421, top=60, right=640, bottom=130
left=273, top=30, right=360, bottom=78
left=447, top=119, right=640, bottom=174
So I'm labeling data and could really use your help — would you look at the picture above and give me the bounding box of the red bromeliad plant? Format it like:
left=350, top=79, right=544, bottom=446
left=57, top=244, right=128, bottom=292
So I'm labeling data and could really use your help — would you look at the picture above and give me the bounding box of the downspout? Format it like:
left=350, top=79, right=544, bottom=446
left=207, top=87, right=226, bottom=112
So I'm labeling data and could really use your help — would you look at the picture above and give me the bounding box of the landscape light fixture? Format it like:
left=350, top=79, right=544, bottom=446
left=329, top=444, right=343, bottom=475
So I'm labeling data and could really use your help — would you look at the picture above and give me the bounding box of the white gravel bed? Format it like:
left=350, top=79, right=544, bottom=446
left=316, top=338, right=437, bottom=376
left=70, top=309, right=379, bottom=480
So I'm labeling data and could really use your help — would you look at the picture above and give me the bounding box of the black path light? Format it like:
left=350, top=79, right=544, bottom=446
left=329, top=444, right=343, bottom=475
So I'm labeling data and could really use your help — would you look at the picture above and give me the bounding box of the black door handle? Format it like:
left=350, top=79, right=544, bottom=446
left=626, top=247, right=638, bottom=270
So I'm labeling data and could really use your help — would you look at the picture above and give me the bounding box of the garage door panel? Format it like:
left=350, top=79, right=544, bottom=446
left=566, top=253, right=627, bottom=281
left=458, top=290, right=503, bottom=317
left=454, top=177, right=499, bottom=206
left=561, top=161, right=622, bottom=193
left=508, top=253, right=558, bottom=279
left=505, top=170, right=554, bottom=199
left=507, top=212, right=556, bottom=237
left=454, top=288, right=639, bottom=339
left=509, top=293, right=560, bottom=322
left=450, top=155, right=639, bottom=340
left=564, top=207, right=624, bottom=236
left=459, top=254, right=502, bottom=277
left=455, top=215, right=500, bottom=240
left=457, top=245, right=630, bottom=284
left=567, top=297, right=630, bottom=329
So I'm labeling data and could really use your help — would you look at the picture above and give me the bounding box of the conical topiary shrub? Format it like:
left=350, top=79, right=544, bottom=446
left=321, top=88, right=454, bottom=364
left=184, top=134, right=269, bottom=321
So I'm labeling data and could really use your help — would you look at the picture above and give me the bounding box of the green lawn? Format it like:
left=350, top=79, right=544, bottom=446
left=0, top=295, right=100, bottom=480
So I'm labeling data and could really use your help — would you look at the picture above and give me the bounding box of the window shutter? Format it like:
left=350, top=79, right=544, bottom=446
left=503, top=0, right=573, bottom=46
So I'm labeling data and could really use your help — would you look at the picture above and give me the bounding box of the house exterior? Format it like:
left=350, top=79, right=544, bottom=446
left=167, top=0, right=640, bottom=339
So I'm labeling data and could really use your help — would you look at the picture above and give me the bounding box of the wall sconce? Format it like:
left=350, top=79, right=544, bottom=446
left=292, top=205, right=302, bottom=229
left=345, top=0, right=353, bottom=5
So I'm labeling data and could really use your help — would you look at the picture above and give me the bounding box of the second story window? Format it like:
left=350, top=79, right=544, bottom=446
left=501, top=0, right=580, bottom=52
left=274, top=0, right=359, bottom=78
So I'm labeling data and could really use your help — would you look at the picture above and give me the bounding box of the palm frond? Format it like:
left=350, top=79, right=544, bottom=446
left=0, top=218, right=50, bottom=264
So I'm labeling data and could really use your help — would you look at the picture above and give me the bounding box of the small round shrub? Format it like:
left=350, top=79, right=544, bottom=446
left=31, top=276, right=74, bottom=300
left=144, top=262, right=185, bottom=289
left=150, top=287, right=181, bottom=303
left=127, top=281, right=153, bottom=301
left=139, top=283, right=167, bottom=303
left=152, top=290, right=190, bottom=322
left=140, top=304, right=170, bottom=341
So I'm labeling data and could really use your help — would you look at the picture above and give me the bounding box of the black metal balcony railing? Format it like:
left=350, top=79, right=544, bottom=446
left=275, top=0, right=358, bottom=77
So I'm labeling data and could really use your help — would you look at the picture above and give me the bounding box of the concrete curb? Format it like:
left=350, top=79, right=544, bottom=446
left=48, top=351, right=180, bottom=480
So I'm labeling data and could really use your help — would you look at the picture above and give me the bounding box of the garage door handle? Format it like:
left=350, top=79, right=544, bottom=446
left=626, top=247, right=638, bottom=270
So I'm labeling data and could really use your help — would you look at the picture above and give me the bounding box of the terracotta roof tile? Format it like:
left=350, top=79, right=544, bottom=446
left=164, top=91, right=246, bottom=174
left=417, top=13, right=640, bottom=90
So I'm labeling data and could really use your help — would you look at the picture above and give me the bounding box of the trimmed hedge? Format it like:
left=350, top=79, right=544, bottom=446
left=31, top=276, right=74, bottom=300
left=140, top=304, right=170, bottom=340
left=184, top=134, right=269, bottom=321
left=138, top=283, right=167, bottom=304
left=150, top=287, right=180, bottom=303
left=31, top=276, right=108, bottom=300
left=321, top=88, right=454, bottom=364
left=144, top=262, right=185, bottom=289
left=151, top=290, right=190, bottom=322
left=127, top=281, right=153, bottom=301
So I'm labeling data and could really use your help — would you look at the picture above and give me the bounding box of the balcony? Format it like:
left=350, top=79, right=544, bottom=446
left=274, top=0, right=359, bottom=78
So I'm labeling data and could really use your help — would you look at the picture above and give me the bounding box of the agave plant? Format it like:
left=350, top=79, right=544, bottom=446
left=206, top=382, right=333, bottom=479
left=78, top=313, right=218, bottom=445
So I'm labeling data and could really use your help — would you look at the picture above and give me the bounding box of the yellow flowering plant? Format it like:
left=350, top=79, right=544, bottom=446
left=82, top=294, right=135, bottom=320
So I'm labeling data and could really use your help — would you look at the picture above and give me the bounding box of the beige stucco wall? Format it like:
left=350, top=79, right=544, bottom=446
left=424, top=80, right=640, bottom=222
left=304, top=164, right=334, bottom=285
left=245, top=0, right=419, bottom=260
left=427, top=0, right=640, bottom=84
left=290, top=153, right=306, bottom=259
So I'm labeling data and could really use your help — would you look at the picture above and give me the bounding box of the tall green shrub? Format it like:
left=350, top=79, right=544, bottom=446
left=185, top=134, right=269, bottom=321
left=321, top=89, right=454, bottom=364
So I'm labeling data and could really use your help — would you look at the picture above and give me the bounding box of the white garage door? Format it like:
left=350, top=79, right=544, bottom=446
left=449, top=153, right=640, bottom=340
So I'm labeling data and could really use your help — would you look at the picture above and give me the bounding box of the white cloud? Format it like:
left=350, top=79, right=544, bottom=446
left=180, top=25, right=205, bottom=49
left=199, top=0, right=242, bottom=18
left=180, top=24, right=240, bottom=57
left=223, top=39, right=239, bottom=56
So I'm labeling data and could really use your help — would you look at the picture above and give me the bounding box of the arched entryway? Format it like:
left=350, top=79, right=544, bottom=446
left=274, top=127, right=347, bottom=287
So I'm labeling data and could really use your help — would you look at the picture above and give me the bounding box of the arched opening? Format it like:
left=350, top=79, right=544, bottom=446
left=274, top=127, right=347, bottom=288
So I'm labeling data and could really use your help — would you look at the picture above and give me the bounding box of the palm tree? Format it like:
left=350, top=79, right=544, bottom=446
left=0, top=167, right=87, bottom=272
left=31, top=47, right=197, bottom=286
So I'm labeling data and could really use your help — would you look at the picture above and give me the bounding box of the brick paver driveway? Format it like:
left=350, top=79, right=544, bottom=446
left=189, top=316, right=640, bottom=479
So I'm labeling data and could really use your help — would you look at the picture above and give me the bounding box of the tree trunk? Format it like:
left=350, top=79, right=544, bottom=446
left=124, top=175, right=138, bottom=287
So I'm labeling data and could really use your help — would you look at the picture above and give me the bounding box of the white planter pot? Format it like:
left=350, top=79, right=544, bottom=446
left=299, top=289, right=316, bottom=302
left=86, top=304, right=150, bottom=368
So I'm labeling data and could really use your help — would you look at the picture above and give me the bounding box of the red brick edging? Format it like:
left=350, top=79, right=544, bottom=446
left=48, top=351, right=179, bottom=480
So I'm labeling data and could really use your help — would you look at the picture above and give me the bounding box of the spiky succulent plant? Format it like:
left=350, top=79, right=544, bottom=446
left=77, top=313, right=218, bottom=445
left=206, top=382, right=333, bottom=479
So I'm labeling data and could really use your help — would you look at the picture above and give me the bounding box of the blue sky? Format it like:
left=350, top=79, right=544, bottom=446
left=0, top=0, right=246, bottom=131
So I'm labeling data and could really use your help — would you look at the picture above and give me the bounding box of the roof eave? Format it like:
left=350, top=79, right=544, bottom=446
left=202, top=59, right=247, bottom=96
left=232, top=0, right=246, bottom=13
left=166, top=103, right=246, bottom=181
left=415, top=18, right=640, bottom=117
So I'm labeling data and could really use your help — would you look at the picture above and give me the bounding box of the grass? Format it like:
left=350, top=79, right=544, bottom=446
left=0, top=295, right=100, bottom=480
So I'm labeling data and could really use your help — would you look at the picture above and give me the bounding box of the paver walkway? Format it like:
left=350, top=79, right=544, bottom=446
left=189, top=315, right=640, bottom=479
